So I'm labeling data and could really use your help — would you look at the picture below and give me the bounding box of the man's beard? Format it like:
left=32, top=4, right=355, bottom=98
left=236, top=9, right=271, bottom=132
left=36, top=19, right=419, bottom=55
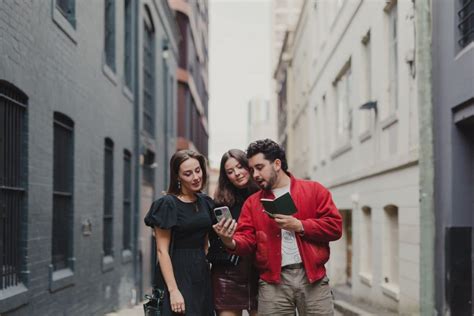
left=262, top=169, right=278, bottom=190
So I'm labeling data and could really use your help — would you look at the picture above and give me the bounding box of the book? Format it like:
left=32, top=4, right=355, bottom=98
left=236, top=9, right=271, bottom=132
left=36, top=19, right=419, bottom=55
left=260, top=192, right=297, bottom=218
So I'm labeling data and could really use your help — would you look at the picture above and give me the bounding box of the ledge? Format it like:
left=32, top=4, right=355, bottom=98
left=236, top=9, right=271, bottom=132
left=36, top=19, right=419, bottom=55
left=326, top=148, right=419, bottom=189
left=121, top=249, right=133, bottom=264
left=380, top=113, right=398, bottom=130
left=358, top=129, right=372, bottom=143
left=381, top=282, right=400, bottom=301
left=102, top=255, right=115, bottom=272
left=122, top=85, right=134, bottom=102
left=453, top=97, right=474, bottom=126
left=102, top=62, right=118, bottom=86
left=51, top=1, right=77, bottom=44
left=0, top=284, right=30, bottom=313
left=49, top=266, right=75, bottom=293
left=330, top=142, right=352, bottom=160
left=359, top=272, right=373, bottom=287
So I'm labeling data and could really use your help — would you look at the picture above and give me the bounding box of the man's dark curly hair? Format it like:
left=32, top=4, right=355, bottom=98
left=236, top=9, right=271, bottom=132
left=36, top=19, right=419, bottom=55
left=246, top=139, right=288, bottom=172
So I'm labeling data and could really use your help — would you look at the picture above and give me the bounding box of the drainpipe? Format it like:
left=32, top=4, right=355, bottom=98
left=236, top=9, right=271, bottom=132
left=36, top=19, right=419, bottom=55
left=416, top=0, right=435, bottom=314
left=133, top=0, right=142, bottom=303
left=162, top=39, right=170, bottom=188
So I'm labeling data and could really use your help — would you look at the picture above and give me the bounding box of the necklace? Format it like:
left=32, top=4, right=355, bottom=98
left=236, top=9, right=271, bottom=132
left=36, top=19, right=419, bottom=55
left=177, top=194, right=199, bottom=212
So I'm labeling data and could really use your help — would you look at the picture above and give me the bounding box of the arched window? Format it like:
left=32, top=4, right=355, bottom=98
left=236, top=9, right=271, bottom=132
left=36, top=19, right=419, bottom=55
left=122, top=149, right=132, bottom=251
left=382, top=204, right=399, bottom=300
left=103, top=138, right=114, bottom=258
left=52, top=111, right=74, bottom=271
left=0, top=80, right=28, bottom=290
left=360, top=206, right=373, bottom=285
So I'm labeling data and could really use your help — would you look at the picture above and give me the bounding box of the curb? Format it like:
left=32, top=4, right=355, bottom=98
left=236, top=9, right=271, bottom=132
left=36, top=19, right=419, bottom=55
left=334, top=299, right=376, bottom=316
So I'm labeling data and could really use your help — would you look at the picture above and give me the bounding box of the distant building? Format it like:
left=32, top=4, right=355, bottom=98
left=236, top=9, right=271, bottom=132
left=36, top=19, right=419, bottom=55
left=271, top=0, right=303, bottom=71
left=170, top=0, right=209, bottom=157
left=247, top=97, right=277, bottom=143
left=207, top=167, right=220, bottom=199
left=0, top=0, right=181, bottom=314
left=431, top=0, right=474, bottom=314
left=276, top=0, right=420, bottom=313
left=270, top=0, right=303, bottom=148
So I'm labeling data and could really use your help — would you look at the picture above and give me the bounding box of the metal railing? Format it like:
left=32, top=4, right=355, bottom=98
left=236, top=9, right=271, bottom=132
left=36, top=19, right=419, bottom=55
left=458, top=0, right=473, bottom=48
left=0, top=82, right=27, bottom=289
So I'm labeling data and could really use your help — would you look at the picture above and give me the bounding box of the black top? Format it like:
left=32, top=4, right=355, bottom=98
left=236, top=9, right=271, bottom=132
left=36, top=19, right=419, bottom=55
left=144, top=194, right=214, bottom=249
left=209, top=189, right=250, bottom=257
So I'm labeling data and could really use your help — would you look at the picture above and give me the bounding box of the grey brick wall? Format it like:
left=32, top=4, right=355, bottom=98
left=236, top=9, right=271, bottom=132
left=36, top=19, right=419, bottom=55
left=0, top=0, right=179, bottom=314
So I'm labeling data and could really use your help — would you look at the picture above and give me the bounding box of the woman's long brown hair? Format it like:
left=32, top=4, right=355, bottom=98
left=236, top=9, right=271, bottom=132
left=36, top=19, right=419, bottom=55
left=214, top=149, right=259, bottom=207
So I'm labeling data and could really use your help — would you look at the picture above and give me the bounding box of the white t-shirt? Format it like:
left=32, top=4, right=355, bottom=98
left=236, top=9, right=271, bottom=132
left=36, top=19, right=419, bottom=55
left=272, top=185, right=302, bottom=267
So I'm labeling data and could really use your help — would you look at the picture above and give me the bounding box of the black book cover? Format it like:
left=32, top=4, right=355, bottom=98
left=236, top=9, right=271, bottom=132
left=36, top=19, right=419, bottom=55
left=260, top=192, right=297, bottom=218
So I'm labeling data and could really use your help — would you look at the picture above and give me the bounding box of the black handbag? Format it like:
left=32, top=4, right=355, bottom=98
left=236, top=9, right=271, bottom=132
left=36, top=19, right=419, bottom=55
left=143, top=289, right=164, bottom=316
left=143, top=230, right=175, bottom=316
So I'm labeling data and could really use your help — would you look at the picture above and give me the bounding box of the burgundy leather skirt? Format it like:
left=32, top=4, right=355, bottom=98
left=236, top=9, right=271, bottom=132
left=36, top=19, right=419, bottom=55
left=211, top=256, right=259, bottom=311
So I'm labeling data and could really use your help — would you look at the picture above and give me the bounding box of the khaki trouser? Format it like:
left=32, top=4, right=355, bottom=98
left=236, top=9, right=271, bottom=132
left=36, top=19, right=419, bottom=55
left=257, top=264, right=334, bottom=316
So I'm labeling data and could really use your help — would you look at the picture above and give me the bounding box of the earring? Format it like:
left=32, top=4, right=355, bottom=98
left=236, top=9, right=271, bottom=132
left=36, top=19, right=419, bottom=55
left=177, top=180, right=181, bottom=190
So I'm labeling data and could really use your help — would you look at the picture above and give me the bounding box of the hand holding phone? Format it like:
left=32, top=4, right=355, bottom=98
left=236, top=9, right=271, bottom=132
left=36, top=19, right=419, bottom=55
left=213, top=206, right=233, bottom=222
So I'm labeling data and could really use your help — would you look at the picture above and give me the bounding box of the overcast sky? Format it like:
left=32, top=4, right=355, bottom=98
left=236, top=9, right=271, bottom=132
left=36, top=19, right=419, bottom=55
left=208, top=0, right=272, bottom=168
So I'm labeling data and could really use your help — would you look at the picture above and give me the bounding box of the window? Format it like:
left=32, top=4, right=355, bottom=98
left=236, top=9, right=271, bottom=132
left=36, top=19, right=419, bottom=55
left=382, top=204, right=399, bottom=299
left=52, top=112, right=74, bottom=271
left=56, top=0, right=76, bottom=27
left=143, top=19, right=155, bottom=136
left=124, top=0, right=133, bottom=89
left=360, top=31, right=372, bottom=133
left=387, top=3, right=398, bottom=113
left=103, top=138, right=114, bottom=257
left=122, top=150, right=132, bottom=251
left=458, top=0, right=474, bottom=49
left=360, top=206, right=372, bottom=284
left=0, top=81, right=28, bottom=290
left=104, top=0, right=116, bottom=71
left=334, top=61, right=352, bottom=142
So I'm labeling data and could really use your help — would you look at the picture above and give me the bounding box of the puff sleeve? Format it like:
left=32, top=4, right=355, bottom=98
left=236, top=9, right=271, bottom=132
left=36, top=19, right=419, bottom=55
left=144, top=195, right=177, bottom=229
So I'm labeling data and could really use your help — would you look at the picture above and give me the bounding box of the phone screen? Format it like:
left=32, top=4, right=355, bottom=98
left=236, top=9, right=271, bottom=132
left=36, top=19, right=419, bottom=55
left=214, top=206, right=232, bottom=222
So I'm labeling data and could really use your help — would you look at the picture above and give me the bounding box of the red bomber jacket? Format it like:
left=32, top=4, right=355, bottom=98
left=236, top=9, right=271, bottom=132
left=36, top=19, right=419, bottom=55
left=230, top=175, right=342, bottom=284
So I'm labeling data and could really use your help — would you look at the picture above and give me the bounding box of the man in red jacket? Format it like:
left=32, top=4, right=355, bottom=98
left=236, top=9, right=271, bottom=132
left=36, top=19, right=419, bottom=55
left=214, top=139, right=342, bottom=316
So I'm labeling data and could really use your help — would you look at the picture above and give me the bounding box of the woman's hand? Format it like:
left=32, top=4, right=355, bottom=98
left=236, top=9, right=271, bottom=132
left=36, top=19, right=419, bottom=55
left=212, top=218, right=237, bottom=249
left=169, top=288, right=185, bottom=314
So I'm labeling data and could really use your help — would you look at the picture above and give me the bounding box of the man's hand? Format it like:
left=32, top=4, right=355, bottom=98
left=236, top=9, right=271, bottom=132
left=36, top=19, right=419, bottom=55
left=212, top=218, right=237, bottom=249
left=273, top=214, right=303, bottom=233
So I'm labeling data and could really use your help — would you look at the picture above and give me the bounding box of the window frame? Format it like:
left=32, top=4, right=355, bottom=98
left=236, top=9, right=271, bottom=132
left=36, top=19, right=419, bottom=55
left=103, top=138, right=114, bottom=262
left=0, top=81, right=29, bottom=311
left=104, top=0, right=116, bottom=72
left=142, top=19, right=156, bottom=137
left=122, top=150, right=132, bottom=254
left=49, top=111, right=76, bottom=293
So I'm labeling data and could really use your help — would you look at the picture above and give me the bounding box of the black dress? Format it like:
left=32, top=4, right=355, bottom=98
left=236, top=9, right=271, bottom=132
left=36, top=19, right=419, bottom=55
left=144, top=194, right=214, bottom=316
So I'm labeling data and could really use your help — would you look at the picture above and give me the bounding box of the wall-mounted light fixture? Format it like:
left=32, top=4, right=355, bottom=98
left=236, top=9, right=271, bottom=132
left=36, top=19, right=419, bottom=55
left=162, top=39, right=169, bottom=59
left=359, top=101, right=377, bottom=113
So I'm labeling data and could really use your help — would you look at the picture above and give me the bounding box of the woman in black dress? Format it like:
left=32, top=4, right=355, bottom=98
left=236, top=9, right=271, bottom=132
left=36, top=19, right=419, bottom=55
left=144, top=149, right=214, bottom=315
left=209, top=149, right=259, bottom=316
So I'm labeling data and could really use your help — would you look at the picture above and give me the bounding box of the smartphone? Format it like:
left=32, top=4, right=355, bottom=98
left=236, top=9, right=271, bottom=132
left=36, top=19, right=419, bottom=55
left=213, top=206, right=233, bottom=222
